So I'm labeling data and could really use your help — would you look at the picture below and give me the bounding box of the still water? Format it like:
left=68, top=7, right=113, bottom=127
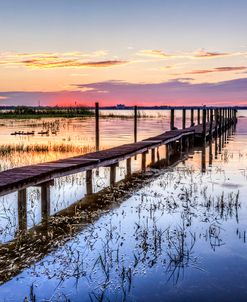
left=0, top=111, right=246, bottom=301
left=0, top=110, right=191, bottom=171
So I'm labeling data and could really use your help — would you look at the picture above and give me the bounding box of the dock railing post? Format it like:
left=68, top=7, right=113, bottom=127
left=182, top=108, right=186, bottom=129
left=190, top=109, right=194, bottom=126
left=170, top=109, right=175, bottom=130
left=95, top=102, right=99, bottom=151
left=197, top=108, right=200, bottom=125
left=134, top=105, right=137, bottom=142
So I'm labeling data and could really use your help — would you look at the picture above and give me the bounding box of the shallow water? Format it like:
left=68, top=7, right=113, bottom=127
left=0, top=112, right=247, bottom=301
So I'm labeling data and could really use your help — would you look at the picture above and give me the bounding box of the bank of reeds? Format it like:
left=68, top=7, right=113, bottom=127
left=0, top=143, right=96, bottom=155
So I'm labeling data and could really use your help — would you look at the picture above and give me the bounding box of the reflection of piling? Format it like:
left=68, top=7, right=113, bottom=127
left=182, top=109, right=186, bottom=129
left=41, top=182, right=51, bottom=221
left=95, top=102, right=99, bottom=151
left=18, top=188, right=27, bottom=231
left=86, top=170, right=93, bottom=195
left=209, top=140, right=213, bottom=166
left=170, top=109, right=175, bottom=130
left=201, top=143, right=206, bottom=173
left=134, top=106, right=137, bottom=142
left=190, top=109, right=194, bottom=126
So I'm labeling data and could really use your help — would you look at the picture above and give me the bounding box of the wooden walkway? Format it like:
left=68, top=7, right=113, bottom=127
left=0, top=119, right=231, bottom=197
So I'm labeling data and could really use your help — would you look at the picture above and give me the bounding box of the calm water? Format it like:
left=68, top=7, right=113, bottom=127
left=0, top=111, right=247, bottom=301
left=0, top=109, right=194, bottom=171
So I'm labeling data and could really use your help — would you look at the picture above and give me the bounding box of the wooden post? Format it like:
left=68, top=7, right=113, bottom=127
left=134, top=105, right=137, bottom=142
left=197, top=108, right=200, bottom=124
left=157, top=148, right=160, bottom=162
left=126, top=158, right=131, bottom=177
left=170, top=109, right=175, bottom=130
left=110, top=164, right=117, bottom=186
left=166, top=144, right=170, bottom=166
left=207, top=109, right=210, bottom=122
left=190, top=109, right=194, bottom=126
left=41, top=183, right=51, bottom=221
left=18, top=188, right=27, bottom=231
left=86, top=170, right=93, bottom=195
left=95, top=102, right=99, bottom=151
left=182, top=109, right=186, bottom=129
left=209, top=109, right=213, bottom=139
left=141, top=152, right=146, bottom=172
left=214, top=109, right=218, bottom=158
left=151, top=148, right=155, bottom=165
left=202, top=108, right=207, bottom=143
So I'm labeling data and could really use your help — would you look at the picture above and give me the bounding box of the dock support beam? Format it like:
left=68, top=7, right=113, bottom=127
left=95, top=102, right=100, bottom=151
left=18, top=188, right=27, bottom=231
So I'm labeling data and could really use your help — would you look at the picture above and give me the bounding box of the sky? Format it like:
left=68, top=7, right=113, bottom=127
left=0, top=0, right=247, bottom=106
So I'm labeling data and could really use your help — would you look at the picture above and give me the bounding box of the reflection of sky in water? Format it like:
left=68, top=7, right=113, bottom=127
left=0, top=109, right=224, bottom=170
left=0, top=117, right=246, bottom=301
left=0, top=113, right=246, bottom=301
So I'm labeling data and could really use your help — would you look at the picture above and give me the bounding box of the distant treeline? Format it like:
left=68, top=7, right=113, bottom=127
left=0, top=106, right=94, bottom=119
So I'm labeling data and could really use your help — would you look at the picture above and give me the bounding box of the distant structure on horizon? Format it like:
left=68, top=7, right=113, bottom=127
left=116, top=104, right=126, bottom=109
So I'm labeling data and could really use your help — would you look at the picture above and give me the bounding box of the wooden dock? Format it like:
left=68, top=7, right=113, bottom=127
left=0, top=106, right=236, bottom=197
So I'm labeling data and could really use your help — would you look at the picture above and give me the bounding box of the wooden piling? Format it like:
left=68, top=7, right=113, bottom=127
left=110, top=164, right=117, bottom=186
left=141, top=152, right=146, bottom=172
left=190, top=109, right=194, bottom=126
left=134, top=105, right=137, bottom=143
left=95, top=102, right=99, bottom=151
left=151, top=148, right=155, bottom=165
left=182, top=109, right=186, bottom=129
left=202, top=108, right=207, bottom=143
left=18, top=188, right=27, bottom=231
left=197, top=108, right=200, bottom=124
left=126, top=158, right=131, bottom=177
left=170, top=109, right=175, bottom=130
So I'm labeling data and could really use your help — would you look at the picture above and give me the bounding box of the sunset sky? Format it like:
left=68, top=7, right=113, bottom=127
left=1, top=0, right=247, bottom=106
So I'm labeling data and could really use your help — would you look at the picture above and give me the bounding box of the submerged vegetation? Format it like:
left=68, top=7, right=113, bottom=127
left=0, top=106, right=94, bottom=119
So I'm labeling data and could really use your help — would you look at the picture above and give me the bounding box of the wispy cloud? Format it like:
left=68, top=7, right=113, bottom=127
left=137, top=48, right=244, bottom=60
left=0, top=51, right=128, bottom=69
left=185, top=66, right=247, bottom=74
left=21, top=58, right=128, bottom=69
